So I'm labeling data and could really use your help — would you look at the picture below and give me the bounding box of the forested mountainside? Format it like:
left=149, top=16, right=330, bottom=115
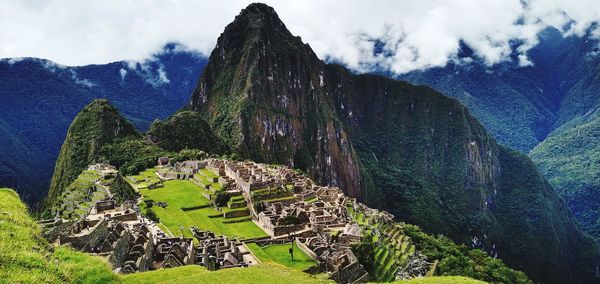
left=0, top=45, right=206, bottom=205
left=398, top=27, right=600, bottom=245
left=187, top=3, right=600, bottom=283
left=530, top=111, right=600, bottom=241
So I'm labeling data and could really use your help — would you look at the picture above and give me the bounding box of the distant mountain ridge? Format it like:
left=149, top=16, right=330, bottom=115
left=0, top=44, right=207, bottom=204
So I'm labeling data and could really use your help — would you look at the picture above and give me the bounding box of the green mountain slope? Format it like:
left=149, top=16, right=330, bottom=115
left=146, top=110, right=229, bottom=153
left=530, top=113, right=600, bottom=241
left=46, top=99, right=140, bottom=210
left=187, top=4, right=599, bottom=283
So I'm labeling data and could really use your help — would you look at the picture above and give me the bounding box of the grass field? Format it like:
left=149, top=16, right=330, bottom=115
left=121, top=262, right=333, bottom=284
left=390, top=276, right=487, bottom=284
left=139, top=179, right=266, bottom=239
left=247, top=243, right=317, bottom=271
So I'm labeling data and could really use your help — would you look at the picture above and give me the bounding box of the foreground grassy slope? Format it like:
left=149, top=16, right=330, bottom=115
left=121, top=263, right=331, bottom=284
left=122, top=262, right=485, bottom=284
left=0, top=188, right=117, bottom=283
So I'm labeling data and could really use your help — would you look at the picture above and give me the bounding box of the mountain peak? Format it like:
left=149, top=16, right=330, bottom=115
left=235, top=3, right=287, bottom=32
left=213, top=2, right=307, bottom=57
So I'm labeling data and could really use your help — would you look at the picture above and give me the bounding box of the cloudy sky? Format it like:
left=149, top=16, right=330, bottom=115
left=1, top=0, right=599, bottom=74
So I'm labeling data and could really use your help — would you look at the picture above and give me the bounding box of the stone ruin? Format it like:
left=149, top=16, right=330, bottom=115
left=192, top=228, right=253, bottom=270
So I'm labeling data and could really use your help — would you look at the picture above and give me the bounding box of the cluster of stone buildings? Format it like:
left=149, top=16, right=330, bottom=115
left=158, top=158, right=381, bottom=282
left=192, top=228, right=257, bottom=269
left=43, top=158, right=407, bottom=283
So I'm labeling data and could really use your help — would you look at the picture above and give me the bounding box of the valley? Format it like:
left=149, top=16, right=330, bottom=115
left=1, top=2, right=599, bottom=284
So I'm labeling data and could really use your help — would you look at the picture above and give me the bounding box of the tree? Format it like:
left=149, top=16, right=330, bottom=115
left=213, top=191, right=230, bottom=207
left=351, top=235, right=375, bottom=273
left=279, top=215, right=301, bottom=225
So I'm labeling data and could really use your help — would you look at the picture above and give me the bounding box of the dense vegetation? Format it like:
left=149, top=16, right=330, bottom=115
left=402, top=224, right=530, bottom=283
left=99, top=138, right=168, bottom=176
left=46, top=99, right=140, bottom=211
left=530, top=114, right=600, bottom=241
left=111, top=174, right=139, bottom=204
left=146, top=110, right=229, bottom=154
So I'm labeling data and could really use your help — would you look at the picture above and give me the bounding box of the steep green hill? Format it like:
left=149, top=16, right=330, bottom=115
left=146, top=110, right=229, bottom=154
left=187, top=4, right=599, bottom=283
left=46, top=99, right=140, bottom=211
left=530, top=114, right=600, bottom=241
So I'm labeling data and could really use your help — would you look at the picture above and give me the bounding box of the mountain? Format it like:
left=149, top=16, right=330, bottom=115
left=530, top=112, right=600, bottom=241
left=397, top=27, right=600, bottom=244
left=46, top=99, right=140, bottom=210
left=187, top=3, right=600, bottom=283
left=0, top=45, right=207, bottom=205
left=146, top=110, right=229, bottom=154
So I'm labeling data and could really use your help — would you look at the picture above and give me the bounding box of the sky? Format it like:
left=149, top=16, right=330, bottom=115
left=1, top=0, right=599, bottom=74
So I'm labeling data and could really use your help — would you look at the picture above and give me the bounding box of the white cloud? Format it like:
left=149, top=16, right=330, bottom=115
left=119, top=68, right=127, bottom=82
left=0, top=0, right=599, bottom=74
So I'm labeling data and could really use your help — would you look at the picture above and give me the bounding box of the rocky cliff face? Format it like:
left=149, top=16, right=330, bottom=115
left=188, top=4, right=598, bottom=283
left=190, top=4, right=361, bottom=197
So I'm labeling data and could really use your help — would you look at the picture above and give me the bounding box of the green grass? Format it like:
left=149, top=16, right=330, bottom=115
left=0, top=188, right=118, bottom=284
left=305, top=196, right=318, bottom=203
left=130, top=168, right=162, bottom=188
left=121, top=262, right=333, bottom=284
left=140, top=179, right=210, bottom=208
left=262, top=195, right=296, bottom=203
left=389, top=276, right=487, bottom=284
left=138, top=180, right=266, bottom=239
left=185, top=208, right=265, bottom=239
left=247, top=243, right=317, bottom=271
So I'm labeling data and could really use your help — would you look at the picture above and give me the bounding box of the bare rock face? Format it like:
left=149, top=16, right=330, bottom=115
left=188, top=3, right=600, bottom=283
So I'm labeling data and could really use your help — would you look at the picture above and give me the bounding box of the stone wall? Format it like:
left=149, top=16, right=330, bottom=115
left=108, top=229, right=133, bottom=268
left=223, top=208, right=250, bottom=218
left=272, top=224, right=306, bottom=237
left=295, top=238, right=318, bottom=261
left=61, top=219, right=108, bottom=250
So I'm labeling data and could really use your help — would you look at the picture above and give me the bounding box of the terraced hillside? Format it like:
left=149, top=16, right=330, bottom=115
left=348, top=206, right=423, bottom=281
